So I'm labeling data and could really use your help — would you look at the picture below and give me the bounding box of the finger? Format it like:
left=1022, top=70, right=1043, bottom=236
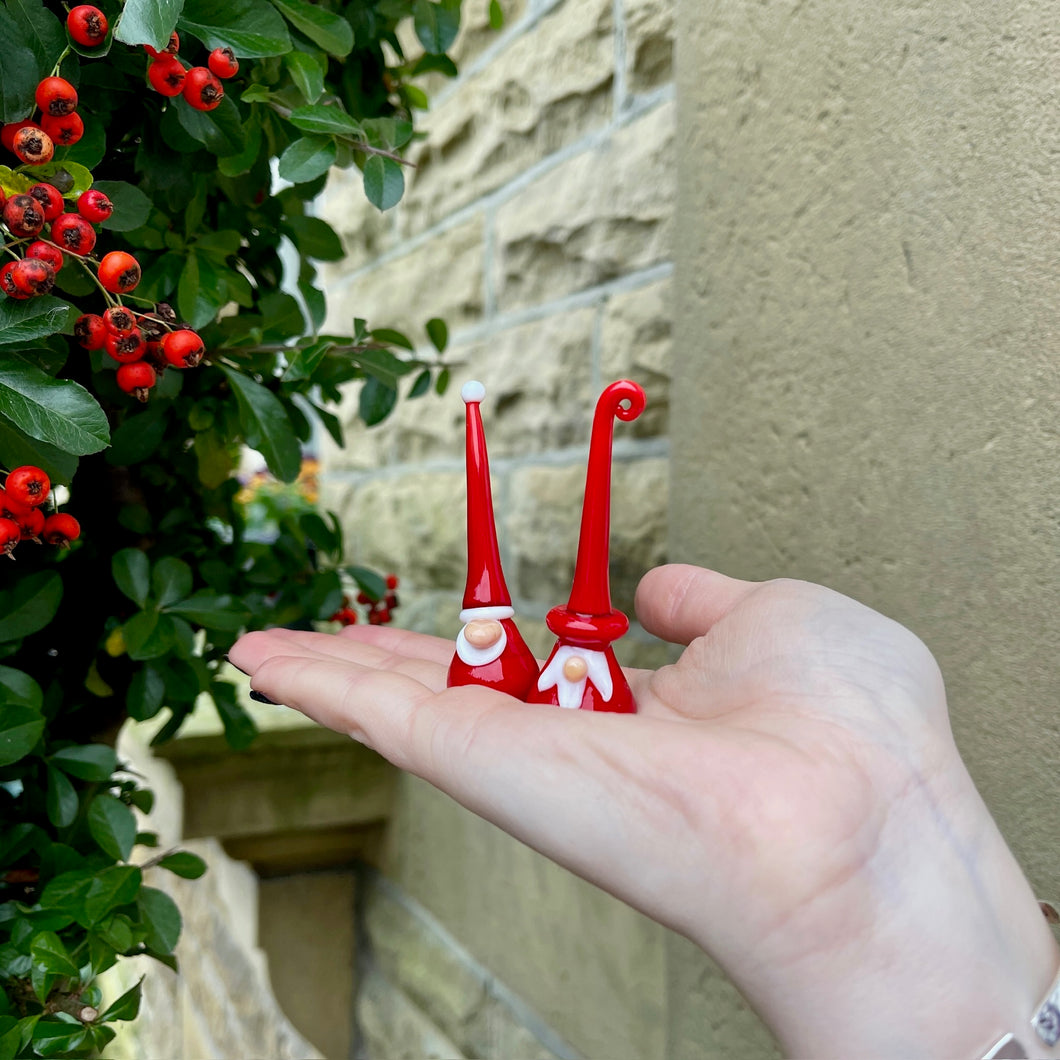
left=231, top=627, right=449, bottom=693
left=339, top=623, right=455, bottom=667
left=635, top=564, right=761, bottom=646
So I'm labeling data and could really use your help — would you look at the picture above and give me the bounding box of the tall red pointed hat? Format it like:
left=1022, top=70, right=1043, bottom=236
left=460, top=380, right=512, bottom=610
left=545, top=379, right=646, bottom=644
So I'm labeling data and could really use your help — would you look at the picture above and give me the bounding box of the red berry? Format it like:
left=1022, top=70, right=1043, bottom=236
left=74, top=313, right=106, bottom=349
left=4, top=195, right=44, bottom=238
left=330, top=607, right=358, bottom=626
left=35, top=77, right=78, bottom=117
left=14, top=505, right=45, bottom=542
left=98, top=251, right=140, bottom=293
left=147, top=56, right=186, bottom=96
left=12, top=126, right=54, bottom=165
left=116, top=361, right=156, bottom=401
left=10, top=258, right=55, bottom=296
left=183, top=67, right=224, bottom=111
left=26, top=241, right=63, bottom=272
left=0, top=488, right=29, bottom=521
left=0, top=517, right=20, bottom=557
left=385, top=573, right=399, bottom=590
left=103, top=306, right=136, bottom=334
left=41, top=111, right=84, bottom=148
left=0, top=262, right=30, bottom=300
left=1, top=120, right=38, bottom=153
left=67, top=5, right=108, bottom=47
left=144, top=32, right=179, bottom=59
left=50, top=212, right=96, bottom=255
left=105, top=328, right=147, bottom=363
left=207, top=47, right=239, bottom=79
left=77, top=188, right=113, bottom=224
left=161, top=328, right=205, bottom=368
left=6, top=466, right=50, bottom=508
left=42, top=512, right=80, bottom=547
left=27, top=183, right=64, bottom=222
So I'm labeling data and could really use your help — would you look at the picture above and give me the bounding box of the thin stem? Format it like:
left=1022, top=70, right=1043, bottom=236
left=266, top=101, right=416, bottom=167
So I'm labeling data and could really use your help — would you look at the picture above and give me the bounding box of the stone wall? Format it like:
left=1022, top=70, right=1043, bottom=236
left=314, top=0, right=675, bottom=668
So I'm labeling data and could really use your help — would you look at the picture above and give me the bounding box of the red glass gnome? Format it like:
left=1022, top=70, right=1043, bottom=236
left=447, top=381, right=539, bottom=698
left=526, top=379, right=646, bottom=713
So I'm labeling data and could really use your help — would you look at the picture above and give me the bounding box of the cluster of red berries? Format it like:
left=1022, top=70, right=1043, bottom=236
left=75, top=302, right=206, bottom=402
left=0, top=465, right=80, bottom=558
left=330, top=575, right=401, bottom=626
left=143, top=31, right=238, bottom=112
left=1, top=178, right=136, bottom=300
left=1, top=75, right=86, bottom=168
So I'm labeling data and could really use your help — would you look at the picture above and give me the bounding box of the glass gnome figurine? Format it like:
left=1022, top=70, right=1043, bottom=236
left=448, top=378, right=646, bottom=713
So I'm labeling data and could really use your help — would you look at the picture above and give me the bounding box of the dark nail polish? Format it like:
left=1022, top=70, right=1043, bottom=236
left=249, top=690, right=276, bottom=705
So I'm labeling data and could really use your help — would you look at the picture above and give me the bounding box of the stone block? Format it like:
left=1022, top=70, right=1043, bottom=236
left=372, top=308, right=598, bottom=464
left=321, top=216, right=486, bottom=338
left=600, top=276, right=673, bottom=437
left=624, top=0, right=674, bottom=95
left=315, top=166, right=399, bottom=277
left=332, top=470, right=468, bottom=590
left=493, top=100, right=675, bottom=310
left=506, top=454, right=668, bottom=614
left=358, top=965, right=467, bottom=1059
left=396, top=0, right=615, bottom=235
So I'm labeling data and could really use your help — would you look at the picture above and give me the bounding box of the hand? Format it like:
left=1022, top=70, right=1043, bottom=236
left=230, top=564, right=1059, bottom=1058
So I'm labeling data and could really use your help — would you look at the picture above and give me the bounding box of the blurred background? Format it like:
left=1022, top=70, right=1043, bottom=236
left=113, top=0, right=1059, bottom=1056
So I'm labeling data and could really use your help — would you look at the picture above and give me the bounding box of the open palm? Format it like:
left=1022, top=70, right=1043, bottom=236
left=230, top=564, right=1053, bottom=1057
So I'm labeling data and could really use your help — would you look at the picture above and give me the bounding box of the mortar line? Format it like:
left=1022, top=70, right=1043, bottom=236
left=321, top=436, right=670, bottom=486
left=328, top=86, right=675, bottom=298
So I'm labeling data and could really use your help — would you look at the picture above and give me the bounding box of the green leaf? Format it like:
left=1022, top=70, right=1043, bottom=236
left=84, top=866, right=142, bottom=925
left=283, top=215, right=343, bottom=261
left=113, top=549, right=151, bottom=608
left=0, top=706, right=44, bottom=768
left=359, top=376, right=398, bottom=426
left=0, top=413, right=78, bottom=486
left=45, top=767, right=78, bottom=828
left=50, top=744, right=119, bottom=782
left=0, top=358, right=108, bottom=456
left=270, top=0, right=353, bottom=56
left=284, top=50, right=325, bottom=103
left=347, top=565, right=387, bottom=602
left=100, top=978, right=143, bottom=1023
left=157, top=852, right=207, bottom=879
left=6, top=0, right=66, bottom=78
left=408, top=368, right=431, bottom=398
left=0, top=666, right=42, bottom=709
left=40, top=871, right=95, bottom=921
left=114, top=0, right=183, bottom=50
left=0, top=571, right=62, bottom=645
left=126, top=666, right=166, bottom=722
left=212, top=682, right=257, bottom=749
left=425, top=317, right=448, bottom=352
left=137, top=887, right=182, bottom=954
left=0, top=296, right=79, bottom=344
left=218, top=114, right=263, bottom=177
left=435, top=366, right=451, bottom=395
left=489, top=0, right=504, bottom=29
left=287, top=104, right=361, bottom=138
left=281, top=337, right=332, bottom=382
left=165, top=593, right=251, bottom=631
left=106, top=407, right=167, bottom=466
left=123, top=611, right=177, bottom=661
left=87, top=795, right=137, bottom=862
left=277, top=134, right=336, bottom=184
left=31, top=1019, right=87, bottom=1056
left=91, top=181, right=154, bottom=232
left=24, top=161, right=94, bottom=199
left=30, top=932, right=80, bottom=979
left=414, top=0, right=460, bottom=54
left=239, top=83, right=273, bottom=104
left=178, top=0, right=292, bottom=57
left=0, top=9, right=37, bottom=123
left=175, top=95, right=247, bottom=157
left=218, top=366, right=302, bottom=482
left=362, top=155, right=405, bottom=211
left=152, top=557, right=193, bottom=608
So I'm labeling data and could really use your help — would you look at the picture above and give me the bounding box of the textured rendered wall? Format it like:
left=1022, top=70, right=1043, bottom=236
left=671, top=0, right=1058, bottom=1051
left=315, top=0, right=678, bottom=1056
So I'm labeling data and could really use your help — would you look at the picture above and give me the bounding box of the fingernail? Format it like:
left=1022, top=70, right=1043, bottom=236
left=224, top=654, right=248, bottom=675
left=249, top=690, right=276, bottom=705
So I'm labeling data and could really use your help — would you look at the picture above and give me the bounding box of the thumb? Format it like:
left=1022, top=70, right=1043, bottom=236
left=634, top=563, right=760, bottom=646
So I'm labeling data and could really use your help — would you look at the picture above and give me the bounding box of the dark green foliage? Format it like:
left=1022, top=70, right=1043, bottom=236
left=0, top=0, right=465, bottom=1052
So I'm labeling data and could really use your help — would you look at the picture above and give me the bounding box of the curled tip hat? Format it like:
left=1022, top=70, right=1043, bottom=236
left=546, top=379, right=646, bottom=644
left=460, top=380, right=512, bottom=611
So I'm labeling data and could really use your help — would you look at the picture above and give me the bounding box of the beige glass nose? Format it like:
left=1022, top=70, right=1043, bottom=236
left=464, top=619, right=503, bottom=649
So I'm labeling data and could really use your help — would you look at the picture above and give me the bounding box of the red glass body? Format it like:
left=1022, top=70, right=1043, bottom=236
left=447, top=618, right=538, bottom=700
